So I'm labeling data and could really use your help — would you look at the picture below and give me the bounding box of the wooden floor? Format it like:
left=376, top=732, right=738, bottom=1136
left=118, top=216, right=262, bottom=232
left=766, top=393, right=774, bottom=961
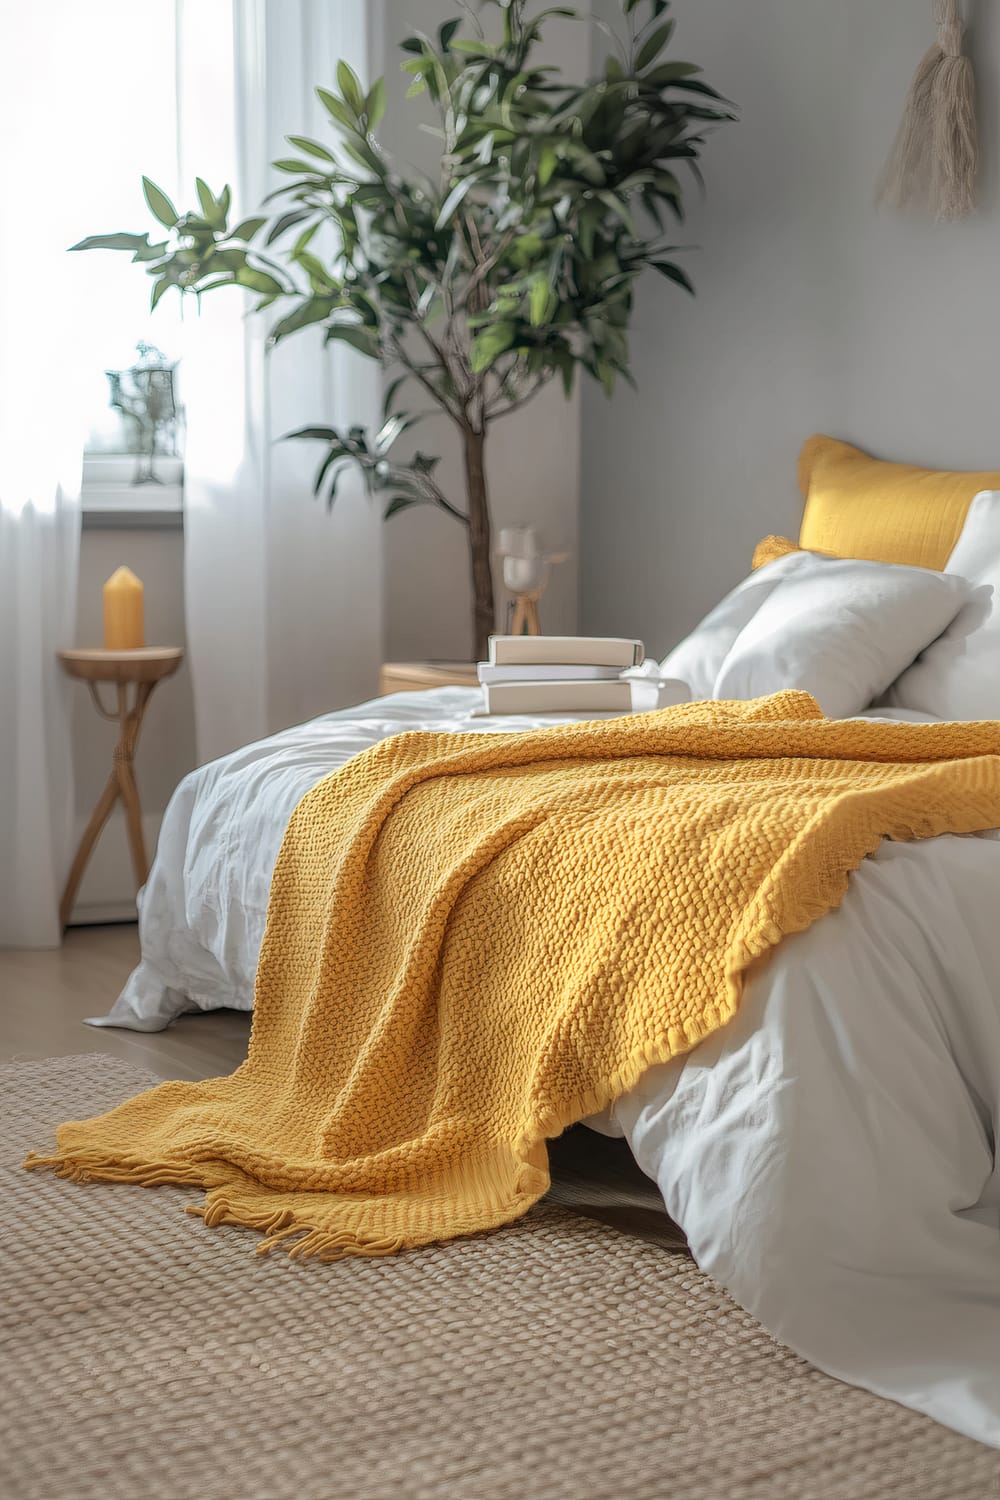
left=0, top=924, right=251, bottom=1081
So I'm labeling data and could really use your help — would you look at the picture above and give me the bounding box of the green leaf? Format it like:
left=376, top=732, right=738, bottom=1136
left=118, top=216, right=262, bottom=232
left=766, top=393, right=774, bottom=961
left=311, top=447, right=347, bottom=497
left=597, top=190, right=637, bottom=235
left=384, top=495, right=422, bottom=520
left=374, top=412, right=415, bottom=453
left=292, top=221, right=321, bottom=257
left=366, top=77, right=386, bottom=130
left=142, top=177, right=179, bottom=228
left=529, top=277, right=557, bottom=326
left=201, top=246, right=247, bottom=273
left=230, top=216, right=268, bottom=241
left=296, top=249, right=335, bottom=291
left=133, top=238, right=169, bottom=262
left=438, top=17, right=461, bottom=49
left=337, top=59, right=365, bottom=118
left=268, top=298, right=335, bottom=343
left=326, top=323, right=380, bottom=358
left=266, top=208, right=311, bottom=245
left=340, top=138, right=383, bottom=175
left=316, top=87, right=358, bottom=132
left=324, top=464, right=352, bottom=510
left=668, top=77, right=728, bottom=102
left=282, top=425, right=341, bottom=441
left=195, top=177, right=222, bottom=226
left=470, top=321, right=517, bottom=373
left=643, top=61, right=700, bottom=84
left=68, top=232, right=149, bottom=253
left=635, top=19, right=675, bottom=72
left=272, top=158, right=322, bottom=175
left=650, top=259, right=694, bottom=293
left=287, top=135, right=336, bottom=163
left=435, top=176, right=474, bottom=230
left=537, top=145, right=559, bottom=187
left=149, top=274, right=176, bottom=310
left=235, top=266, right=285, bottom=297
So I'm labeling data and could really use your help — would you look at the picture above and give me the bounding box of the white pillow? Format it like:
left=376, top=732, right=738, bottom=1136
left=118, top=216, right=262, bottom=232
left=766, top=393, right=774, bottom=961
left=885, top=490, right=1000, bottom=720
left=660, top=551, right=812, bottom=699
left=712, top=552, right=982, bottom=719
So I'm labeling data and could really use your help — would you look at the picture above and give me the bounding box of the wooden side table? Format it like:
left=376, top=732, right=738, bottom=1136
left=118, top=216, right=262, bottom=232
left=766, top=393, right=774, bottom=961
left=379, top=661, right=479, bottom=695
left=58, top=647, right=184, bottom=928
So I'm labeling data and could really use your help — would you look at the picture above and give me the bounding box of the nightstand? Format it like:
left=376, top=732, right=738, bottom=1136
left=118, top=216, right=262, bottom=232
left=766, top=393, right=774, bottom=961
left=379, top=661, right=479, bottom=695
left=58, top=646, right=184, bottom=927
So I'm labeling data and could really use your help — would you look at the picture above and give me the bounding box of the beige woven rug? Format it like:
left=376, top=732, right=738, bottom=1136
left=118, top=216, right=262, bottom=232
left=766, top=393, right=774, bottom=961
left=3, top=1056, right=996, bottom=1500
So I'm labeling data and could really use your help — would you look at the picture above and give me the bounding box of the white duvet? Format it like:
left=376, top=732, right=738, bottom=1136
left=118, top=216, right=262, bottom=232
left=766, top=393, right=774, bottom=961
left=90, top=687, right=1000, bottom=1449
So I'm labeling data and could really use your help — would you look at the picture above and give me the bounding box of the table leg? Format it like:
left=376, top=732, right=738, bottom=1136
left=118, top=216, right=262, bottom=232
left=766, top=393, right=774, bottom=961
left=59, top=678, right=159, bottom=929
left=58, top=772, right=120, bottom=929
left=117, top=757, right=148, bottom=888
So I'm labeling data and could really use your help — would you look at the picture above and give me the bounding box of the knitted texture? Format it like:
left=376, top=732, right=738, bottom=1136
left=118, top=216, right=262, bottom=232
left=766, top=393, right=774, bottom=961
left=27, top=691, right=1000, bottom=1259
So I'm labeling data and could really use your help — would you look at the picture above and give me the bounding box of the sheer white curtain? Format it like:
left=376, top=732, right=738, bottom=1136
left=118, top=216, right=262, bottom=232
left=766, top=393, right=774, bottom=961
left=176, top=0, right=383, bottom=766
left=1, top=4, right=193, bottom=946
left=0, top=10, right=93, bottom=946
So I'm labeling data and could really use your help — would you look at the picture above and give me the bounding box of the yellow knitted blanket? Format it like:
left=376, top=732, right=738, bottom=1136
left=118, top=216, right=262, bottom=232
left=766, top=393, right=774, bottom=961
left=27, top=692, right=1000, bottom=1259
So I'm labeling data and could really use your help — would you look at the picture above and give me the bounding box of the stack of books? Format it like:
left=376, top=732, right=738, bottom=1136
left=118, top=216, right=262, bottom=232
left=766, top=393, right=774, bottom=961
left=478, top=636, right=687, bottom=715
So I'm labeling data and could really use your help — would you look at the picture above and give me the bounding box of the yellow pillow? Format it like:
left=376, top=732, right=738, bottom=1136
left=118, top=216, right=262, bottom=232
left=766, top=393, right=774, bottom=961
left=751, top=535, right=800, bottom=570
left=797, top=435, right=1000, bottom=571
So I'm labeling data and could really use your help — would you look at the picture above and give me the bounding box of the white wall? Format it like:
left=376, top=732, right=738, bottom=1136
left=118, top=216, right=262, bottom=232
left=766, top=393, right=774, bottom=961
left=580, top=0, right=1000, bottom=658
left=379, top=1, right=587, bottom=660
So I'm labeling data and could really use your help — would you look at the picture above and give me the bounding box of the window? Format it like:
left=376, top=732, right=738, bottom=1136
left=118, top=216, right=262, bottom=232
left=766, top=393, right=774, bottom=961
left=77, top=4, right=186, bottom=525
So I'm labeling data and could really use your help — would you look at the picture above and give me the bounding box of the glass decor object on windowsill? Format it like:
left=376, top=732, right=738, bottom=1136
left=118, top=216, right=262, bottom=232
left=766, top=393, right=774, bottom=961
left=105, top=341, right=182, bottom=484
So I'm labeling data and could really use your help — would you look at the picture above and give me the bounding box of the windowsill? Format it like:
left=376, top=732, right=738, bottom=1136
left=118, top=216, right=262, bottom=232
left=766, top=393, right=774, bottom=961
left=81, top=453, right=184, bottom=532
left=82, top=507, right=183, bottom=531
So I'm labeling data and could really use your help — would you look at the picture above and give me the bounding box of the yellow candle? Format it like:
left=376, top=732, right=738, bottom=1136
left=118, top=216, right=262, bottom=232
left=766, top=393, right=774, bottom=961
left=103, top=566, right=145, bottom=650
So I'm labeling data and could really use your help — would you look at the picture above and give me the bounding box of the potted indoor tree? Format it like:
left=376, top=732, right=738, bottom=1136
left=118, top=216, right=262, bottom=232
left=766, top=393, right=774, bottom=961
left=72, top=0, right=731, bottom=659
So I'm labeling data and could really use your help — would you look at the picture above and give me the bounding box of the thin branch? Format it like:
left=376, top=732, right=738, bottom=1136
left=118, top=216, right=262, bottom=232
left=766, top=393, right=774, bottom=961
left=389, top=338, right=466, bottom=425
left=487, top=374, right=550, bottom=420
left=422, top=475, right=469, bottom=526
left=456, top=0, right=484, bottom=39
left=464, top=210, right=486, bottom=269
left=460, top=227, right=516, bottom=310
left=401, top=263, right=471, bottom=403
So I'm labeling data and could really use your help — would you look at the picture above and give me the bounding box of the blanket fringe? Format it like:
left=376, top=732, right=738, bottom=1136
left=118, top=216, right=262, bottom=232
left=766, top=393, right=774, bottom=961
left=23, top=1150, right=208, bottom=1189
left=187, top=1200, right=411, bottom=1260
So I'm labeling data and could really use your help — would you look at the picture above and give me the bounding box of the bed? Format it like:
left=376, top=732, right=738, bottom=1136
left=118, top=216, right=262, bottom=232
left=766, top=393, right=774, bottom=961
left=90, top=436, right=1000, bottom=1449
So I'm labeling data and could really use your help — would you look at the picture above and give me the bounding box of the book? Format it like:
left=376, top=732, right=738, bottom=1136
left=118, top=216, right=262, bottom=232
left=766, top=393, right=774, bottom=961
left=477, top=662, right=625, bottom=685
left=479, top=677, right=688, bottom=716
left=488, top=635, right=644, bottom=669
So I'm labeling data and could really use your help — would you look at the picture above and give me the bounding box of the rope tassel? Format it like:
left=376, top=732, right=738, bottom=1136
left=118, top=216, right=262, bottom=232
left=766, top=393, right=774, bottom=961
left=876, top=0, right=977, bottom=221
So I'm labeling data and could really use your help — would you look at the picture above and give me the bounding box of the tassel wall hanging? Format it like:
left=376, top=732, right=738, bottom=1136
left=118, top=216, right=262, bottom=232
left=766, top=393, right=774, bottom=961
left=877, top=0, right=978, bottom=221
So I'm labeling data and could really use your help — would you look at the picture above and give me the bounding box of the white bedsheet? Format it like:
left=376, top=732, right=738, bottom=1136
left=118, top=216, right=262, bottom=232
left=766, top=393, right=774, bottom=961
left=92, top=688, right=598, bottom=1031
left=89, top=687, right=1000, bottom=1447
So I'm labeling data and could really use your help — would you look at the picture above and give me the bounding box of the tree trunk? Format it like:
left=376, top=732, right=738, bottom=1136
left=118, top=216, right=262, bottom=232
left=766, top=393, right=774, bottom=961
left=462, top=426, right=495, bottom=661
